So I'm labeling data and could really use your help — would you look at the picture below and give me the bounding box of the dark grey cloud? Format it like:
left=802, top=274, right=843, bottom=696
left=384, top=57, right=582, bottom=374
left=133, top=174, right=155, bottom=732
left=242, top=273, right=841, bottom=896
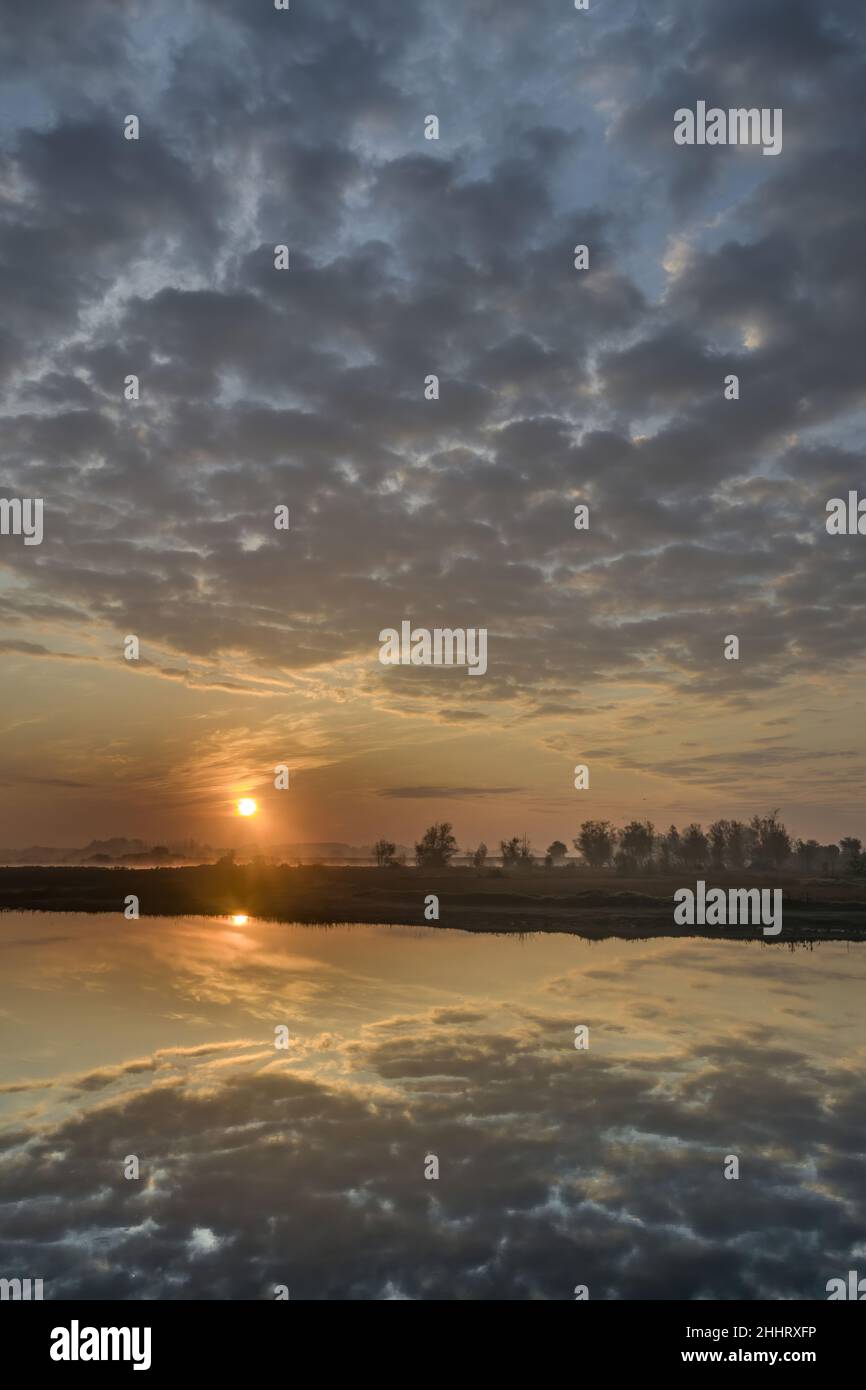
left=0, top=0, right=863, bottom=729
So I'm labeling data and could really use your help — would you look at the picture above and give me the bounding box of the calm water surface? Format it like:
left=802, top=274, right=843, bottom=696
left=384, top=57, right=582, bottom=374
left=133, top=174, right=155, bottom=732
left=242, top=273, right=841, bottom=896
left=1, top=912, right=864, bottom=1299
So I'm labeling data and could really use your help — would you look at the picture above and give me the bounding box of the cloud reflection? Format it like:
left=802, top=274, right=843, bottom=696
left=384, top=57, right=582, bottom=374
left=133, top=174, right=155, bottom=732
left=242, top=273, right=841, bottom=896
left=0, top=914, right=864, bottom=1299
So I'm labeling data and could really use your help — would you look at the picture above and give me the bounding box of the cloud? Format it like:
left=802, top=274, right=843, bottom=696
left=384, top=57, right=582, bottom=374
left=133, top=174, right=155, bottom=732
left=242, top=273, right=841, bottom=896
left=377, top=785, right=524, bottom=799
left=0, top=0, right=865, bottom=842
left=2, top=911, right=864, bottom=1299
left=1, top=990, right=863, bottom=1299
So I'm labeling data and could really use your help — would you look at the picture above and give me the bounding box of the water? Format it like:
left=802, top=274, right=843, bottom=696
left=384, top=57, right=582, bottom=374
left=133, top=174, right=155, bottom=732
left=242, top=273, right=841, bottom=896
left=1, top=912, right=863, bottom=1300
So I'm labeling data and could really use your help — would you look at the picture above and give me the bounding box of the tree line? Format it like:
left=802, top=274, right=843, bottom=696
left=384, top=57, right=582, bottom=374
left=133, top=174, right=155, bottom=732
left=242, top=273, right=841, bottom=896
left=372, top=814, right=866, bottom=875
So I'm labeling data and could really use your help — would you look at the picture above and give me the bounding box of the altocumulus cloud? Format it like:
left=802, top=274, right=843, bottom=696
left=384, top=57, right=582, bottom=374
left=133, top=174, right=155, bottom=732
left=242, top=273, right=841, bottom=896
left=0, top=0, right=864, bottom=816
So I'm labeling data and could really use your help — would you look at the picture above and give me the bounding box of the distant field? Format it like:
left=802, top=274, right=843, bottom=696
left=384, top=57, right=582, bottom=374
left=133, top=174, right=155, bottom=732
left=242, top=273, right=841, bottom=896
left=1, top=864, right=864, bottom=939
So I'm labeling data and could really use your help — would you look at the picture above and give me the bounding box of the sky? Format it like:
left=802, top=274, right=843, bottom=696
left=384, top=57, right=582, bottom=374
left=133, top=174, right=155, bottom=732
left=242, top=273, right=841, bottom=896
left=0, top=0, right=864, bottom=851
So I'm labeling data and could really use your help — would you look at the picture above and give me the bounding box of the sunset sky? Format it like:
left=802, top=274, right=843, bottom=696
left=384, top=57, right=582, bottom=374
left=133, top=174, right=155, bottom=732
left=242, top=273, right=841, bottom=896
left=1, top=0, right=864, bottom=851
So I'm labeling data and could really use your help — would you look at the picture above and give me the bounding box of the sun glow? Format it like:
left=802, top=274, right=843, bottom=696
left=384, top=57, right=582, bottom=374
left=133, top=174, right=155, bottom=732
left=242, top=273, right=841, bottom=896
left=237, top=798, right=257, bottom=817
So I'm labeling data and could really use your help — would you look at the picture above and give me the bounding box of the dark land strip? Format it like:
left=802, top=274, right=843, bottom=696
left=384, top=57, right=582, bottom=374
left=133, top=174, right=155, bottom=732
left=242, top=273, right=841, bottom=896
left=1, top=864, right=865, bottom=941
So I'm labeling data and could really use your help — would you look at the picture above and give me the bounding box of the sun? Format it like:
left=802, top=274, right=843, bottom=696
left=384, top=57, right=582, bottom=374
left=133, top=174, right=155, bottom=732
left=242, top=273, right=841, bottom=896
left=237, top=798, right=257, bottom=817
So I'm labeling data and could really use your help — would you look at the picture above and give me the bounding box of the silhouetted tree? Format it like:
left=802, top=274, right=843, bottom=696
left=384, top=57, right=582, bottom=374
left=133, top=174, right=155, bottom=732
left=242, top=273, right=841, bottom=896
left=708, top=821, right=728, bottom=869
left=614, top=848, right=636, bottom=875
left=658, top=825, right=680, bottom=872
left=839, top=837, right=862, bottom=872
left=749, top=811, right=791, bottom=869
left=575, top=820, right=616, bottom=869
left=820, top=843, right=840, bottom=875
left=619, top=820, right=655, bottom=869
left=725, top=820, right=752, bottom=870
left=399, top=811, right=866, bottom=880
left=795, top=838, right=821, bottom=873
left=374, top=839, right=396, bottom=867
left=500, top=836, right=521, bottom=867
left=680, top=823, right=709, bottom=870
left=415, top=823, right=458, bottom=868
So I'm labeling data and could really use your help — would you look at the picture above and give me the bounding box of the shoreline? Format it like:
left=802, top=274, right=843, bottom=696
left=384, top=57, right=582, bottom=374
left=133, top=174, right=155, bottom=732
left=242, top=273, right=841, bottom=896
left=1, top=863, right=865, bottom=941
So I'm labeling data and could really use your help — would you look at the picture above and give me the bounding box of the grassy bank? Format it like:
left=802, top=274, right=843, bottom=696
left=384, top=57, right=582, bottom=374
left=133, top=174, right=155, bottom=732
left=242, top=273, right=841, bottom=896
left=1, top=863, right=865, bottom=939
